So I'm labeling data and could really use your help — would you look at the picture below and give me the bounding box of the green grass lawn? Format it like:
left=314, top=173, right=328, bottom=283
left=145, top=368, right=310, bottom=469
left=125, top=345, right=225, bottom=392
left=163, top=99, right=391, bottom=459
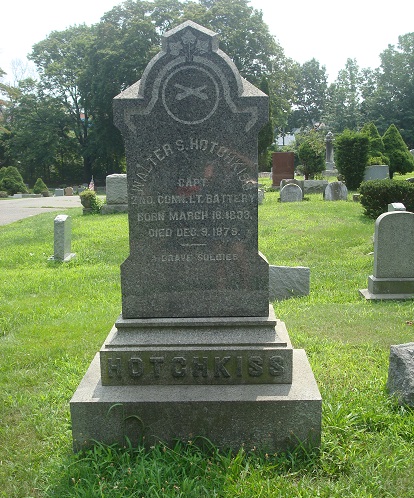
left=1, top=193, right=414, bottom=497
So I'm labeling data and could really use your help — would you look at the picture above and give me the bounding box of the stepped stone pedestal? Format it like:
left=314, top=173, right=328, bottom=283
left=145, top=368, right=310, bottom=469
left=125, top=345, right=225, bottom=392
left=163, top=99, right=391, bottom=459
left=70, top=20, right=321, bottom=453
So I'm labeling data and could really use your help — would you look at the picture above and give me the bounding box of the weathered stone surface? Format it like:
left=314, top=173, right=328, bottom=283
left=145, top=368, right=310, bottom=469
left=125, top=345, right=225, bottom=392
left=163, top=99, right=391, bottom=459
left=101, top=174, right=128, bottom=214
left=258, top=188, right=264, bottom=205
left=373, top=212, right=414, bottom=279
left=360, top=211, right=414, bottom=299
left=388, top=202, right=406, bottom=212
left=280, top=179, right=304, bottom=194
left=280, top=183, right=302, bottom=202
left=324, top=181, right=348, bottom=201
left=269, top=265, right=310, bottom=301
left=364, top=165, right=389, bottom=181
left=100, top=311, right=293, bottom=386
left=303, top=180, right=328, bottom=194
left=71, top=20, right=321, bottom=454
left=71, top=348, right=321, bottom=452
left=113, top=20, right=269, bottom=319
left=105, top=174, right=128, bottom=205
left=49, top=214, right=75, bottom=262
left=387, top=343, right=414, bottom=406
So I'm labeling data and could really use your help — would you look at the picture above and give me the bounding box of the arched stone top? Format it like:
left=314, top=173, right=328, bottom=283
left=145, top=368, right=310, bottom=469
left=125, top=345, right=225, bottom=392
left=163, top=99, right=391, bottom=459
left=114, top=20, right=268, bottom=135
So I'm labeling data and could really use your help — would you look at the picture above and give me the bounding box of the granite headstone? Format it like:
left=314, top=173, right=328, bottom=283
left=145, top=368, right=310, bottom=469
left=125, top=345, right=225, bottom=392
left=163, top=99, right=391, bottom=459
left=387, top=343, right=414, bottom=406
left=360, top=211, right=414, bottom=299
left=280, top=183, right=303, bottom=202
left=324, top=181, right=348, bottom=201
left=101, top=174, right=128, bottom=214
left=70, top=20, right=321, bottom=453
left=49, top=214, right=76, bottom=262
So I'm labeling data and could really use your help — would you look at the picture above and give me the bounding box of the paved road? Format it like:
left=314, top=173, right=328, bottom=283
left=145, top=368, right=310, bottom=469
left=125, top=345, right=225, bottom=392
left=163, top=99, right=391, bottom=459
left=0, top=195, right=83, bottom=226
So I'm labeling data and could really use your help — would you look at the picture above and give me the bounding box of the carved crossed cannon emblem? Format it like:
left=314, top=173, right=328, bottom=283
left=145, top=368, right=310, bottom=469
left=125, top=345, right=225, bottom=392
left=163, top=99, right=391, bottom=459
left=174, top=83, right=208, bottom=101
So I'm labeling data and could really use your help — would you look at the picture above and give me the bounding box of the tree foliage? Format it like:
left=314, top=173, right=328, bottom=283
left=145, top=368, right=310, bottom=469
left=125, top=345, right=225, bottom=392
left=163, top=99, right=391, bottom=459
left=296, top=130, right=325, bottom=180
left=29, top=24, right=97, bottom=182
left=289, top=59, right=328, bottom=129
left=324, top=59, right=364, bottom=132
left=16, top=0, right=291, bottom=184
left=335, top=129, right=369, bottom=190
left=360, top=122, right=389, bottom=166
left=367, top=33, right=414, bottom=147
left=257, top=76, right=273, bottom=170
left=33, top=177, right=48, bottom=194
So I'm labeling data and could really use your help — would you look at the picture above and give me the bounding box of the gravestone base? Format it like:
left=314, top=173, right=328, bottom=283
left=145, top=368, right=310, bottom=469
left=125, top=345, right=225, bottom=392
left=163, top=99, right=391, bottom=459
left=71, top=349, right=321, bottom=453
left=323, top=169, right=338, bottom=177
left=71, top=305, right=321, bottom=452
left=101, top=204, right=128, bottom=214
left=360, top=275, right=414, bottom=300
left=48, top=253, right=76, bottom=263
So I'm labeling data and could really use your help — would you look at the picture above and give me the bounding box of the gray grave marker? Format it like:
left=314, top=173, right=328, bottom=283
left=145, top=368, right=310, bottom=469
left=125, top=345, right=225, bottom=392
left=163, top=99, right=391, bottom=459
left=49, top=214, right=75, bottom=262
left=387, top=343, right=414, bottom=406
left=360, top=211, right=414, bottom=299
left=101, top=174, right=128, bottom=214
left=388, top=202, right=406, bottom=212
left=71, top=20, right=321, bottom=453
left=280, top=183, right=303, bottom=202
left=324, top=181, right=348, bottom=201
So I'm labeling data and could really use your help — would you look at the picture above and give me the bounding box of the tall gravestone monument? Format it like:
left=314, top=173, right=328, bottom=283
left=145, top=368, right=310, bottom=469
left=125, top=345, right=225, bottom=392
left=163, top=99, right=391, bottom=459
left=70, top=21, right=321, bottom=452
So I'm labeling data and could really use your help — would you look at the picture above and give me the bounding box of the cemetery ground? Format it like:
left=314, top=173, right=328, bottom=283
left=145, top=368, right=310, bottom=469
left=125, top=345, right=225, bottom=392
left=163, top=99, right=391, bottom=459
left=1, top=186, right=414, bottom=497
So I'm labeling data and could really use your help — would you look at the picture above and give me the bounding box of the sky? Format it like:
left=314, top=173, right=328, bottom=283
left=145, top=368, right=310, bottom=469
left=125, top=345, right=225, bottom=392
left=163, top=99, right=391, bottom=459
left=1, top=0, right=413, bottom=84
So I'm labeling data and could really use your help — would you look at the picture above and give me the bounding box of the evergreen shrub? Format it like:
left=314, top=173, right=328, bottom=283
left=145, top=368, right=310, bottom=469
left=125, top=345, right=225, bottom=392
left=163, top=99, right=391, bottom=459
left=33, top=178, right=48, bottom=194
left=297, top=134, right=325, bottom=179
left=335, top=130, right=369, bottom=190
left=361, top=122, right=389, bottom=166
left=358, top=179, right=414, bottom=219
left=383, top=124, right=414, bottom=178
left=0, top=166, right=28, bottom=195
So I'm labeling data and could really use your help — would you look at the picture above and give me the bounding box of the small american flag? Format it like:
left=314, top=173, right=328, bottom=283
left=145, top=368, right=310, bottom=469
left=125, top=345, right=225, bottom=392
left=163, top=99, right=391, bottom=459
left=88, top=177, right=94, bottom=190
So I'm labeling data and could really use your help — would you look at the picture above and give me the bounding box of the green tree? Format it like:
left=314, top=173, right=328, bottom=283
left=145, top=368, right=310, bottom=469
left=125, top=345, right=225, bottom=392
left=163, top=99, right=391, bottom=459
left=0, top=77, right=19, bottom=168
left=3, top=78, right=82, bottom=185
left=29, top=24, right=97, bottom=182
left=367, top=33, right=414, bottom=147
left=335, top=129, right=369, bottom=189
left=324, top=59, right=364, bottom=132
left=27, top=0, right=291, bottom=182
left=290, top=59, right=328, bottom=129
left=87, top=1, right=159, bottom=178
left=383, top=124, right=414, bottom=178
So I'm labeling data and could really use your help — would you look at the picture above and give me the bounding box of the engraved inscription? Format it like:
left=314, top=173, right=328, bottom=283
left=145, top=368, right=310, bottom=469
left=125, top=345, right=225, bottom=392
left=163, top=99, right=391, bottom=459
left=162, top=66, right=219, bottom=125
left=103, top=352, right=288, bottom=385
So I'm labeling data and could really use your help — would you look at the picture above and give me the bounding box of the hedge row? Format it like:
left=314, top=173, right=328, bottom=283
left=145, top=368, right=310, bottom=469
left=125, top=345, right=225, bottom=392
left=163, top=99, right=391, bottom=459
left=358, top=179, right=414, bottom=219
